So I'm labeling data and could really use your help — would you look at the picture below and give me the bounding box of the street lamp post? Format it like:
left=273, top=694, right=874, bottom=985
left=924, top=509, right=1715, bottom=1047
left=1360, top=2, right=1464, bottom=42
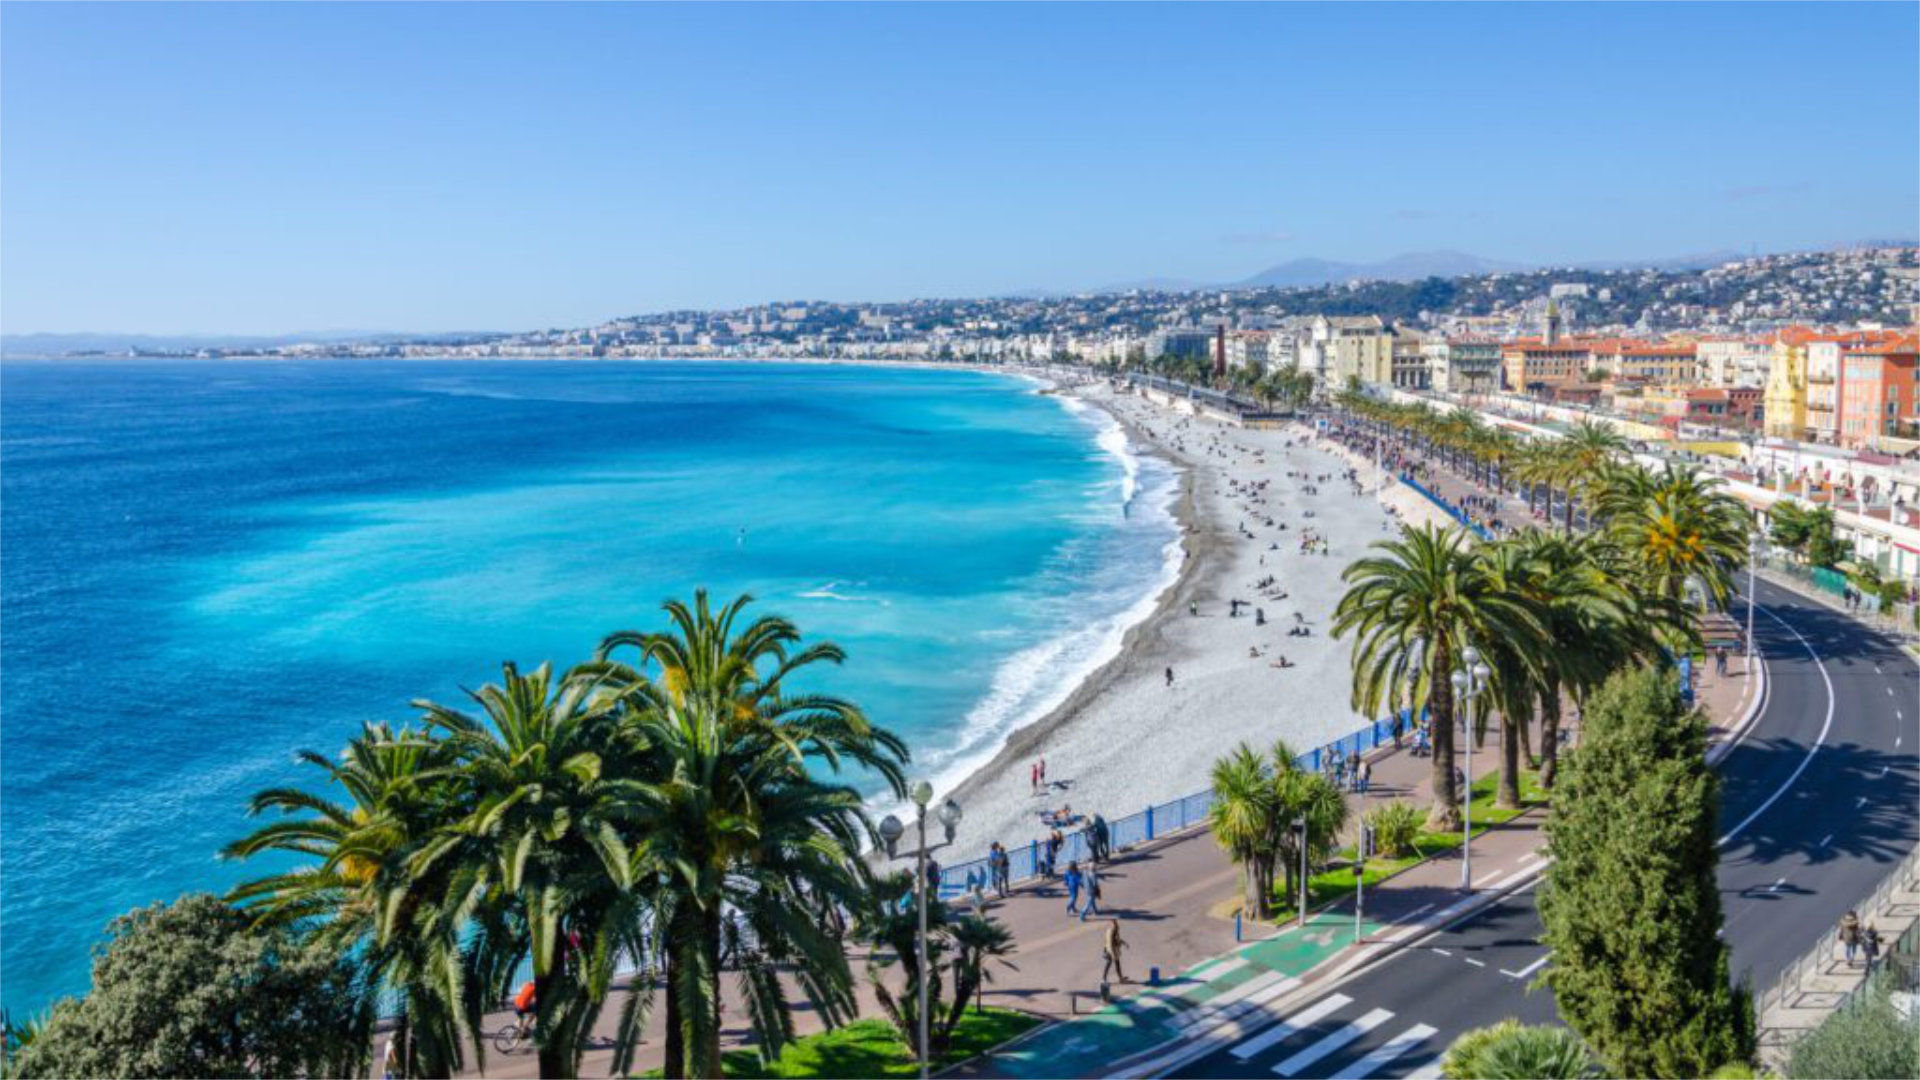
left=1294, top=815, right=1308, bottom=929
left=878, top=782, right=963, bottom=1080
left=1748, top=533, right=1765, bottom=661
left=1450, top=646, right=1491, bottom=891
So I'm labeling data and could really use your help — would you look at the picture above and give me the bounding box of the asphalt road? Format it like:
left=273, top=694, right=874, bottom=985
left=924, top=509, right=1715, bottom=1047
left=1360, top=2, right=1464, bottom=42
left=1168, top=578, right=1920, bottom=1079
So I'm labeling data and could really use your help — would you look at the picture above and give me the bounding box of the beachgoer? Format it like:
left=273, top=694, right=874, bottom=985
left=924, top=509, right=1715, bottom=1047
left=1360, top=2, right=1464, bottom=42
left=1040, top=757, right=1047, bottom=787
left=1031, top=762, right=1040, bottom=792
left=1166, top=666, right=1175, bottom=687
left=1102, top=919, right=1128, bottom=984
left=1064, top=861, right=1084, bottom=915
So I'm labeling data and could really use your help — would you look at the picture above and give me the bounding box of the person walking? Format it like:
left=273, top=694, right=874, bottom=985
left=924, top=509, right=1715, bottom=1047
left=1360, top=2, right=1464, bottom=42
left=1064, top=861, right=1084, bottom=916
left=1360, top=759, right=1372, bottom=794
left=1102, top=919, right=1129, bottom=985
left=1040, top=757, right=1047, bottom=787
left=1093, top=813, right=1111, bottom=862
left=1865, top=922, right=1883, bottom=968
left=1840, top=909, right=1862, bottom=965
left=1031, top=762, right=1040, bottom=793
left=1080, top=865, right=1103, bottom=921
left=1165, top=666, right=1175, bottom=687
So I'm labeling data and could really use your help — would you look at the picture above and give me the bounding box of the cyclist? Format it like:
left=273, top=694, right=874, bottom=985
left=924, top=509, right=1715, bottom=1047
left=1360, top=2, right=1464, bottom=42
left=512, top=979, right=537, bottom=1038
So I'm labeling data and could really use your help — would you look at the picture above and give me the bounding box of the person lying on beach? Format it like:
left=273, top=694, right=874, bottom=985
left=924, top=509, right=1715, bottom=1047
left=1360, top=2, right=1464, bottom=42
left=1270, top=655, right=1294, bottom=668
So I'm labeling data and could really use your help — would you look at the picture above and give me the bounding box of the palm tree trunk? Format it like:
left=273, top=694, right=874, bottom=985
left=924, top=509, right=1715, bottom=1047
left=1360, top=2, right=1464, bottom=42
left=535, top=967, right=567, bottom=1080
left=1245, top=858, right=1266, bottom=920
left=1498, top=709, right=1523, bottom=810
left=662, top=933, right=684, bottom=1078
left=1539, top=690, right=1564, bottom=790
left=705, top=910, right=724, bottom=1080
left=1428, top=642, right=1461, bottom=832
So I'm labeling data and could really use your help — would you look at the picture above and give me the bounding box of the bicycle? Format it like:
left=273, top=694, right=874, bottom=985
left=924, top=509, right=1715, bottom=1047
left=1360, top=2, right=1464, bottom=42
left=491, top=1016, right=533, bottom=1055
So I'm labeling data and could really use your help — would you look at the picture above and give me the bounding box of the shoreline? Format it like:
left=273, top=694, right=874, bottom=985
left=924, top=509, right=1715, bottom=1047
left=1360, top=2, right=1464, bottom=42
left=938, top=376, right=1402, bottom=863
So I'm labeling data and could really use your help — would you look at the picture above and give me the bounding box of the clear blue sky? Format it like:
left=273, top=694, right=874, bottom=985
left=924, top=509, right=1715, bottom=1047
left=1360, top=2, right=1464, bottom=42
left=3, top=2, right=1915, bottom=335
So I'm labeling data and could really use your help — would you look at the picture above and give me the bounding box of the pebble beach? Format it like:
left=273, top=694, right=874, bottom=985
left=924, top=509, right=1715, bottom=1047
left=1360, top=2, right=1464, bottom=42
left=943, top=381, right=1449, bottom=863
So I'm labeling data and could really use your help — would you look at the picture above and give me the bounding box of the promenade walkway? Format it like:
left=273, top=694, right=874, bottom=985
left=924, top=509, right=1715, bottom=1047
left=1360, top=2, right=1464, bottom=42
left=458, top=413, right=1760, bottom=1079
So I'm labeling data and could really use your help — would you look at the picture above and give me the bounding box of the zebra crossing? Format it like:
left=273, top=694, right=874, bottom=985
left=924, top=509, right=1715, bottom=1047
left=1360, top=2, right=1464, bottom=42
left=1210, top=991, right=1448, bottom=1079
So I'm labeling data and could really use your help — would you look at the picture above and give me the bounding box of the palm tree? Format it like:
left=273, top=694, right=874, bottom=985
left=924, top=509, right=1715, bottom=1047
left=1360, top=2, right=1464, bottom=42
left=1557, top=421, right=1629, bottom=531
left=1334, top=525, right=1547, bottom=831
left=223, top=725, right=473, bottom=1078
left=409, top=661, right=653, bottom=1080
left=595, top=592, right=909, bottom=1078
left=1595, top=464, right=1751, bottom=617
left=597, top=589, right=908, bottom=794
left=945, top=913, right=1018, bottom=1025
left=1442, top=1020, right=1595, bottom=1079
left=1208, top=744, right=1278, bottom=919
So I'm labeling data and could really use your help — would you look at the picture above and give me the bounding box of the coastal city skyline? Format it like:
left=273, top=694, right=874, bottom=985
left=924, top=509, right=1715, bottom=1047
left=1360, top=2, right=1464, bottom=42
left=4, top=3, right=1918, bottom=335
left=3, top=4, right=1917, bottom=1079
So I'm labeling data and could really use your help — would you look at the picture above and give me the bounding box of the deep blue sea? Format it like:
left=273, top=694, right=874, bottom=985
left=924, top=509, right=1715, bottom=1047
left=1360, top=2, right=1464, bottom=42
left=0, top=358, right=1178, bottom=1011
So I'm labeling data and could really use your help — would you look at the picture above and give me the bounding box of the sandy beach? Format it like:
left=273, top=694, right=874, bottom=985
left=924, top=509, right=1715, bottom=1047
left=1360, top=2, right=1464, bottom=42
left=942, top=380, right=1438, bottom=864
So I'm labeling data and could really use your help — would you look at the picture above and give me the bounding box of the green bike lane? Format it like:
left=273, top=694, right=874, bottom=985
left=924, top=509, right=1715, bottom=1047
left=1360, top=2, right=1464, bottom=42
left=989, top=911, right=1383, bottom=1079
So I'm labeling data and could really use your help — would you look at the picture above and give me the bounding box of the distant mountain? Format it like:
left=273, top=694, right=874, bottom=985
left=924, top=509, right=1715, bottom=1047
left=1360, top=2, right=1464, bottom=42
left=1236, top=250, right=1530, bottom=288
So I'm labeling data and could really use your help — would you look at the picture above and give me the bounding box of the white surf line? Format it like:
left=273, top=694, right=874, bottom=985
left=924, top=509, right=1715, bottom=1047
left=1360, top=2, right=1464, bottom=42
left=1857, top=795, right=1870, bottom=808
left=1228, top=994, right=1352, bottom=1061
left=1272, top=1008, right=1394, bottom=1076
left=1330, top=1024, right=1440, bottom=1080
left=1501, top=952, right=1552, bottom=980
left=1820, top=833, right=1835, bottom=847
left=1718, top=605, right=1836, bottom=848
left=1879, top=765, right=1892, bottom=778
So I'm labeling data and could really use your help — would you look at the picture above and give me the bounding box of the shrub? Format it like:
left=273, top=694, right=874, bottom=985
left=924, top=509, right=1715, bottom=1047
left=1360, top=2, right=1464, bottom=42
left=1441, top=1020, right=1594, bottom=1079
left=1366, top=801, right=1423, bottom=858
left=1785, top=972, right=1920, bottom=1080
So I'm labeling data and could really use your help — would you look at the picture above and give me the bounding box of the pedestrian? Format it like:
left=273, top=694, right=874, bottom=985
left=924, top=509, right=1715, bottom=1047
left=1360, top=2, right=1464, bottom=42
left=382, top=1035, right=399, bottom=1080
left=1392, top=715, right=1404, bottom=750
left=1360, top=759, right=1372, bottom=794
left=1165, top=666, right=1175, bottom=687
left=1040, top=757, right=1047, bottom=787
left=1080, top=865, right=1103, bottom=921
left=1715, top=647, right=1728, bottom=677
left=1064, top=861, right=1084, bottom=915
left=1102, top=919, right=1128, bottom=984
left=926, top=858, right=942, bottom=901
left=1840, top=909, right=1862, bottom=964
left=1031, top=762, right=1040, bottom=792
left=1093, top=813, right=1111, bottom=862
left=1865, top=922, right=1883, bottom=968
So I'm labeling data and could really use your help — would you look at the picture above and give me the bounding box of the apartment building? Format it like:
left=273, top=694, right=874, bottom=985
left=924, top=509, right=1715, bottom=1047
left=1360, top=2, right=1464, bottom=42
left=1838, top=335, right=1920, bottom=449
left=1501, top=338, right=1592, bottom=393
left=1695, top=336, right=1773, bottom=388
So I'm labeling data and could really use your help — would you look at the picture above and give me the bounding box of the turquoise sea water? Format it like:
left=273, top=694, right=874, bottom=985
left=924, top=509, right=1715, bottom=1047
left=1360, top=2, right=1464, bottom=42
left=0, top=359, right=1178, bottom=1010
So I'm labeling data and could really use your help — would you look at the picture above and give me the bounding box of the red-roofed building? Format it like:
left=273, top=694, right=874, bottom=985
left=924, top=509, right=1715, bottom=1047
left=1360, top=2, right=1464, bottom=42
left=1837, top=334, right=1920, bottom=448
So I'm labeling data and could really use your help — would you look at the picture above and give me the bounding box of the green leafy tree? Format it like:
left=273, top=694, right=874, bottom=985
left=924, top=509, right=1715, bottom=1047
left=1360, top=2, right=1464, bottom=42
left=13, top=895, right=372, bottom=1079
left=1207, top=741, right=1346, bottom=917
left=1539, top=667, right=1755, bottom=1078
left=1364, top=801, right=1422, bottom=858
left=1441, top=1020, right=1595, bottom=1079
left=1785, top=972, right=1920, bottom=1080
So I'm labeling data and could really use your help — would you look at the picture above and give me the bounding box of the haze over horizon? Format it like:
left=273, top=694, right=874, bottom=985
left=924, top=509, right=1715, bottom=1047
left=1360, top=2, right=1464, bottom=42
left=3, top=3, right=1916, bottom=335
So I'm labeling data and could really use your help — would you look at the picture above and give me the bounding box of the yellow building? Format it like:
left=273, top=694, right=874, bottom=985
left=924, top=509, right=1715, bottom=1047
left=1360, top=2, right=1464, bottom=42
left=1762, top=328, right=1814, bottom=439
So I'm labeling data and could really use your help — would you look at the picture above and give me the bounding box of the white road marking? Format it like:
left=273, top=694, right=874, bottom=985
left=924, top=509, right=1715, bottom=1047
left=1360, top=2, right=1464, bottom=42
left=1430, top=948, right=1451, bottom=957
left=1229, top=994, right=1352, bottom=1061
left=1501, top=952, right=1552, bottom=980
left=1393, top=903, right=1436, bottom=925
left=1405, top=1059, right=1445, bottom=1080
left=1179, top=974, right=1300, bottom=1035
left=1475, top=869, right=1510, bottom=890
left=1462, top=957, right=1487, bottom=968
left=1329, top=1024, right=1440, bottom=1080
left=1272, top=1008, right=1394, bottom=1076
left=1889, top=687, right=1897, bottom=698
left=1769, top=877, right=1787, bottom=893
left=1719, top=607, right=1835, bottom=847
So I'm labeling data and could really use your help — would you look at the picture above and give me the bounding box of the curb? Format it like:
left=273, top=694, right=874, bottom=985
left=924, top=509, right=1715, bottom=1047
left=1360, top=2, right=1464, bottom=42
left=1707, top=643, right=1770, bottom=767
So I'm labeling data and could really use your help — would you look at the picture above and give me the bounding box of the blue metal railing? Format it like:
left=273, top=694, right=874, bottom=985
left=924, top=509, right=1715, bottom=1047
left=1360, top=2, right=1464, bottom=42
left=933, top=711, right=1415, bottom=897
left=1399, top=474, right=1494, bottom=540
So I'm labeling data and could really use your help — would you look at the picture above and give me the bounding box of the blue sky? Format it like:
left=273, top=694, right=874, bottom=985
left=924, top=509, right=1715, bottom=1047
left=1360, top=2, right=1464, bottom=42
left=3, top=3, right=1915, bottom=335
